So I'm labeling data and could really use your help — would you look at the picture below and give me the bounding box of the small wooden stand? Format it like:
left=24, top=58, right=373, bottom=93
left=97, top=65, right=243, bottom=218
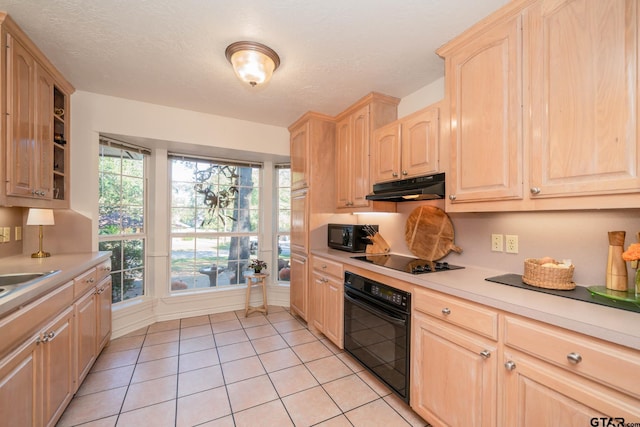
left=245, top=273, right=268, bottom=317
left=366, top=232, right=391, bottom=254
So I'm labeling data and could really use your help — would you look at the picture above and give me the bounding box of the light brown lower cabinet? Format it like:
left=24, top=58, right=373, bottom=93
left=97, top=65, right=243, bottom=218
left=411, top=288, right=498, bottom=427
left=290, top=252, right=308, bottom=321
left=310, top=256, right=344, bottom=348
left=0, top=258, right=112, bottom=427
left=0, top=286, right=75, bottom=427
left=410, top=287, right=640, bottom=427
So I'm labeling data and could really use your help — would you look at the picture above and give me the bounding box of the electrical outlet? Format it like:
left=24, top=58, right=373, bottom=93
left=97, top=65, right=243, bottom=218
left=15, top=226, right=22, bottom=241
left=491, top=234, right=503, bottom=252
left=505, top=234, right=519, bottom=253
left=2, top=227, right=9, bottom=243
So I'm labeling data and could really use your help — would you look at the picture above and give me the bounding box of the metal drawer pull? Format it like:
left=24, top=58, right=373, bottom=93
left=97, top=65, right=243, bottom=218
left=567, top=352, right=582, bottom=364
left=530, top=187, right=541, bottom=195
left=480, top=350, right=491, bottom=359
left=504, top=361, right=516, bottom=371
left=441, top=307, right=451, bottom=315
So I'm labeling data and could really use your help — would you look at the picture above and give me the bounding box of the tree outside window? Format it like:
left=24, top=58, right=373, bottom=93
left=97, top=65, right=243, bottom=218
left=170, top=157, right=260, bottom=290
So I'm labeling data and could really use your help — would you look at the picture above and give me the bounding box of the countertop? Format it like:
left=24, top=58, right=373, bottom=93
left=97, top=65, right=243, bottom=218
left=312, top=248, right=640, bottom=351
left=0, top=252, right=111, bottom=317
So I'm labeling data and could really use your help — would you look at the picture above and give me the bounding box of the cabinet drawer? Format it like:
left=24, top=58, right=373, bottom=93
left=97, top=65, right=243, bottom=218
left=0, top=280, right=73, bottom=358
left=73, top=268, right=97, bottom=298
left=504, top=315, right=640, bottom=397
left=312, top=257, right=343, bottom=279
left=95, top=259, right=112, bottom=283
left=414, top=287, right=498, bottom=340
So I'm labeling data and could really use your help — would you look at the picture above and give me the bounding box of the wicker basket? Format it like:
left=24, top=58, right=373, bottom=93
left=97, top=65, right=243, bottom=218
left=522, top=258, right=575, bottom=290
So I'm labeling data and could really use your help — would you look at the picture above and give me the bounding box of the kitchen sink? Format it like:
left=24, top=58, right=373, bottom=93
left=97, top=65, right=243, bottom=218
left=0, top=271, right=60, bottom=298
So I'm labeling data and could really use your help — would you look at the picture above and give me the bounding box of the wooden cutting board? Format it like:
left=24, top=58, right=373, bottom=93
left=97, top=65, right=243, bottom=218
left=405, top=205, right=462, bottom=261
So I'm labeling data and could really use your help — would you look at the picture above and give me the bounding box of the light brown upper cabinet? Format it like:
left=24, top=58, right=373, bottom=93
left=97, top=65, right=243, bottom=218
left=1, top=13, right=74, bottom=208
left=371, top=104, right=440, bottom=185
left=335, top=92, right=399, bottom=212
left=438, top=0, right=640, bottom=212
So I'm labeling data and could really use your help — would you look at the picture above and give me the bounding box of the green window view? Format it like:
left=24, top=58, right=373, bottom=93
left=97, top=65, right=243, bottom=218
left=98, top=140, right=147, bottom=303
left=169, top=156, right=261, bottom=290
left=276, top=165, right=291, bottom=282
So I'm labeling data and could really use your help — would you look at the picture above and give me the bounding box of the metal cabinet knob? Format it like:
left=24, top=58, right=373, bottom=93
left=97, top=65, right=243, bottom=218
left=392, top=172, right=398, bottom=177
left=442, top=307, right=451, bottom=315
left=480, top=350, right=491, bottom=359
left=402, top=170, right=408, bottom=176
left=321, top=264, right=327, bottom=269
left=530, top=187, right=541, bottom=195
left=504, top=360, right=516, bottom=371
left=567, top=352, right=582, bottom=364
left=449, top=194, right=457, bottom=201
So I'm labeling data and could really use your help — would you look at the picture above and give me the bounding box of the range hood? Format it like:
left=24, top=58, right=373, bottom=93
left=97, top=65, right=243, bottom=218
left=366, top=172, right=445, bottom=202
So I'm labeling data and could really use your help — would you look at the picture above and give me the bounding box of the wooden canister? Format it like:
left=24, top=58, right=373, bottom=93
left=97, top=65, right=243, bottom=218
left=606, top=231, right=628, bottom=291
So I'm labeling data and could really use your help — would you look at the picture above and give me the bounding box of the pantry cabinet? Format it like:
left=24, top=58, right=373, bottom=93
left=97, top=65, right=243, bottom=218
left=439, top=0, right=640, bottom=211
left=288, top=113, right=335, bottom=321
left=411, top=287, right=498, bottom=427
left=335, top=92, right=399, bottom=212
left=310, top=255, right=344, bottom=348
left=0, top=13, right=73, bottom=208
left=371, top=104, right=440, bottom=185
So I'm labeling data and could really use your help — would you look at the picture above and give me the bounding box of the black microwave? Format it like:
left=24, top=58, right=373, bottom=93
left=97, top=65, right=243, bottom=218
left=327, top=224, right=378, bottom=252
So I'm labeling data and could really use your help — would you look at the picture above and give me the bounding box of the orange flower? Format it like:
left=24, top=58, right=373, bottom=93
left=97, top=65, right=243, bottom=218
left=622, top=243, right=640, bottom=261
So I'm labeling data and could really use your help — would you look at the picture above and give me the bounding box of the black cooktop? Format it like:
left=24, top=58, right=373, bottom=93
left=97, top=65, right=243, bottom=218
left=351, top=254, right=464, bottom=274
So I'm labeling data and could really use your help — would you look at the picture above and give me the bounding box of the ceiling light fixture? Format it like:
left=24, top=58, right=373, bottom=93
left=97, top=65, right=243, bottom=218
left=225, top=41, right=280, bottom=88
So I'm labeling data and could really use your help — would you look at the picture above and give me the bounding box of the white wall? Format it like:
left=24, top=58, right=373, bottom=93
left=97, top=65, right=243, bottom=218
left=397, top=77, right=445, bottom=117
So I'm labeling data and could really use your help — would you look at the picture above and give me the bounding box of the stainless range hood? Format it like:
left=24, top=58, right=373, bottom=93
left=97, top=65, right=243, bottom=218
left=366, top=172, right=445, bottom=202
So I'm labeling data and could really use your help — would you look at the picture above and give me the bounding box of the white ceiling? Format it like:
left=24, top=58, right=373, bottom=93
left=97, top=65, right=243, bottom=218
left=0, top=0, right=508, bottom=128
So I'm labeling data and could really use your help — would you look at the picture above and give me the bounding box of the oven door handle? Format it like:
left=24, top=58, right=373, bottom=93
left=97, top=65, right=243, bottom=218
left=344, top=293, right=407, bottom=326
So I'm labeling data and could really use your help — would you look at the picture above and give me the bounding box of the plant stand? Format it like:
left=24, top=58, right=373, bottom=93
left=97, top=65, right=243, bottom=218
left=245, top=273, right=268, bottom=317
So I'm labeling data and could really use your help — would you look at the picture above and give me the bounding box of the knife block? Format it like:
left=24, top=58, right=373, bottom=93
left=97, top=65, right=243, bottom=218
left=366, top=233, right=391, bottom=254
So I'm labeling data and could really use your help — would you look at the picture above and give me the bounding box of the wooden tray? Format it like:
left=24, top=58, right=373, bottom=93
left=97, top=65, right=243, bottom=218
left=405, top=205, right=462, bottom=261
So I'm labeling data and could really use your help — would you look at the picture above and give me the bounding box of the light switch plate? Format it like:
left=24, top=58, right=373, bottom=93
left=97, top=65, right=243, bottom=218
left=15, top=226, right=22, bottom=241
left=2, top=227, right=10, bottom=243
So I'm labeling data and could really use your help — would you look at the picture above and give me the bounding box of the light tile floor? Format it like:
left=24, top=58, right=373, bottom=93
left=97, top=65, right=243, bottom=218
left=57, top=306, right=429, bottom=427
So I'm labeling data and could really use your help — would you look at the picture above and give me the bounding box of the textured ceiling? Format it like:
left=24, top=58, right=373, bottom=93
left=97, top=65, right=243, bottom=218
left=0, top=0, right=508, bottom=128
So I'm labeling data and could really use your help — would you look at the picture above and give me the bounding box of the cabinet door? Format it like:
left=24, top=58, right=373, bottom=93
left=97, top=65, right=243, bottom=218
left=411, top=313, right=497, bottom=427
left=447, top=13, right=523, bottom=203
left=96, top=277, right=112, bottom=353
left=323, top=276, right=344, bottom=348
left=290, top=190, right=308, bottom=254
left=41, top=306, right=74, bottom=427
left=34, top=64, right=54, bottom=200
left=371, top=122, right=401, bottom=184
left=75, top=288, right=97, bottom=386
left=502, top=350, right=640, bottom=426
left=335, top=116, right=352, bottom=208
left=290, top=121, right=309, bottom=190
left=350, top=106, right=371, bottom=207
left=310, top=271, right=325, bottom=332
left=6, top=34, right=36, bottom=198
left=401, top=107, right=439, bottom=179
left=0, top=335, right=40, bottom=427
left=290, top=252, right=308, bottom=320
left=529, top=0, right=640, bottom=198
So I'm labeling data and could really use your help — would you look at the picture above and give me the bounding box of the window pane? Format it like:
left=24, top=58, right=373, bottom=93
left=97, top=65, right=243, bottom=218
left=170, top=157, right=261, bottom=291
left=99, top=143, right=146, bottom=304
left=275, top=167, right=291, bottom=283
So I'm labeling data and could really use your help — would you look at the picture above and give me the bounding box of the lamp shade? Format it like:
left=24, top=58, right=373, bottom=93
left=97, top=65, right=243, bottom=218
left=26, top=208, right=55, bottom=226
left=225, top=41, right=280, bottom=87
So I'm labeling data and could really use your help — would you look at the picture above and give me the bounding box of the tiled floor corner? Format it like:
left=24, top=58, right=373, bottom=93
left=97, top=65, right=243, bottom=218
left=57, top=306, right=429, bottom=426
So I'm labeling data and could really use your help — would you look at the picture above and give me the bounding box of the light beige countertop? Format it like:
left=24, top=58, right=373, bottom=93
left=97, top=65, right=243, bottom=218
left=312, top=248, right=640, bottom=351
left=0, top=252, right=111, bottom=317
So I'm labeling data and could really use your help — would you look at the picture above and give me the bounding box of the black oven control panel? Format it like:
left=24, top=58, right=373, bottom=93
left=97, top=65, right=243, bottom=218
left=370, top=284, right=407, bottom=308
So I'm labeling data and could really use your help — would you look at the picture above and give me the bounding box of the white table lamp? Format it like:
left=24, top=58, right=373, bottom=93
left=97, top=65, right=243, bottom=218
left=26, top=208, right=55, bottom=258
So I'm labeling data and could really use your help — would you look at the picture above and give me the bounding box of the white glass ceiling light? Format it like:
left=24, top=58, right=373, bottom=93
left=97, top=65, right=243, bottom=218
left=225, top=41, right=280, bottom=87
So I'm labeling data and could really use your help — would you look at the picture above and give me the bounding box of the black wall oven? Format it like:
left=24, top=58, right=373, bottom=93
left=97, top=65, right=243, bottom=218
left=343, top=271, right=411, bottom=402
